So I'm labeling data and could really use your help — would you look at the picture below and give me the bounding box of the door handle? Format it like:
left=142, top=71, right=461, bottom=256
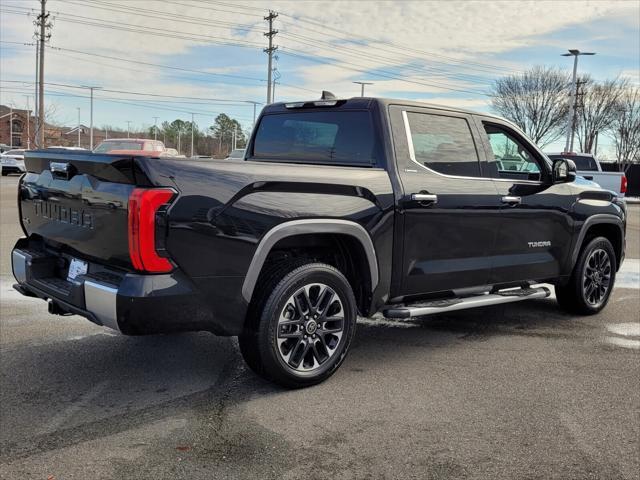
left=411, top=193, right=438, bottom=204
left=501, top=195, right=521, bottom=205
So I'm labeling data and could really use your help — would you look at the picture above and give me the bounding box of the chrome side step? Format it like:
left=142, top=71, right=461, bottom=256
left=383, top=286, right=551, bottom=319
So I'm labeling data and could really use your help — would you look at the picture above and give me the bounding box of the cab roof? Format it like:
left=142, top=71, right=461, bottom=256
left=263, top=96, right=503, bottom=121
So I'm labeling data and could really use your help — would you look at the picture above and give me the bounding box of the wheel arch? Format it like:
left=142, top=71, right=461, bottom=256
left=570, top=214, right=624, bottom=272
left=241, top=220, right=379, bottom=311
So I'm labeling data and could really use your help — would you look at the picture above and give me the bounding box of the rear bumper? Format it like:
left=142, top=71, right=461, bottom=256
left=11, top=239, right=231, bottom=335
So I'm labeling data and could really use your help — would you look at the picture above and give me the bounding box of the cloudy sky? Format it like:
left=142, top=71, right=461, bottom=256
left=1, top=0, right=638, bottom=154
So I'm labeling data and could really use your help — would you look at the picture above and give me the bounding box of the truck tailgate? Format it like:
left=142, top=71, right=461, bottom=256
left=19, top=151, right=144, bottom=268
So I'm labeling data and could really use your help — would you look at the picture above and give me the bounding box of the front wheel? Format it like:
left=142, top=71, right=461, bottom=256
left=239, top=262, right=357, bottom=388
left=556, top=236, right=616, bottom=315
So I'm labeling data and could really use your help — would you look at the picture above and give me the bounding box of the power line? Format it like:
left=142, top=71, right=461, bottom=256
left=278, top=49, right=489, bottom=96
left=277, top=12, right=518, bottom=74
left=2, top=86, right=256, bottom=122
left=2, top=41, right=317, bottom=95
left=278, top=30, right=495, bottom=85
left=0, top=79, right=262, bottom=104
left=0, top=7, right=264, bottom=50
left=277, top=32, right=493, bottom=90
left=59, top=0, right=263, bottom=33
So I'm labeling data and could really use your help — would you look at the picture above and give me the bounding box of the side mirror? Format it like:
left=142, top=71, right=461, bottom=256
left=553, top=158, right=576, bottom=183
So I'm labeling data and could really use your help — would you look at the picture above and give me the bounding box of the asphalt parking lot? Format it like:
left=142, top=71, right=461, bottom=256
left=1, top=174, right=639, bottom=480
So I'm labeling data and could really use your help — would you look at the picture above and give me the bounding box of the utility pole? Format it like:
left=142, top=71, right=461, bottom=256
left=24, top=96, right=31, bottom=149
left=77, top=107, right=81, bottom=147
left=82, top=86, right=101, bottom=150
left=37, top=0, right=50, bottom=148
left=562, top=49, right=595, bottom=152
left=190, top=113, right=195, bottom=157
left=251, top=102, right=257, bottom=126
left=126, top=121, right=131, bottom=138
left=568, top=79, right=587, bottom=153
left=177, top=130, right=181, bottom=154
left=264, top=11, right=278, bottom=105
left=353, top=81, right=373, bottom=97
left=153, top=116, right=159, bottom=141
left=34, top=43, right=39, bottom=148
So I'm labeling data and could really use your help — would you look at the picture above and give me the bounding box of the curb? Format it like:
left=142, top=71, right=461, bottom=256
left=625, top=197, right=640, bottom=204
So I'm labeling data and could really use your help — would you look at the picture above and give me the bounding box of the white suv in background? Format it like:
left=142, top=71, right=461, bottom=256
left=1, top=149, right=26, bottom=176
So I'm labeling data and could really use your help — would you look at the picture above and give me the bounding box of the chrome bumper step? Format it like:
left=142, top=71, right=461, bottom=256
left=383, top=287, right=551, bottom=319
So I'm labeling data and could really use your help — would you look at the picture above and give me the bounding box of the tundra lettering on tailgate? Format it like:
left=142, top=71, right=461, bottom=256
left=33, top=200, right=94, bottom=229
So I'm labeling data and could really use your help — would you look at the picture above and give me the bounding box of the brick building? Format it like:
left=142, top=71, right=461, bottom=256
left=0, top=105, right=36, bottom=149
left=0, top=105, right=111, bottom=149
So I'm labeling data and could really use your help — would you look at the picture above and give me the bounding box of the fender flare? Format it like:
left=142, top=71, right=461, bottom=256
left=241, top=219, right=379, bottom=302
left=569, top=214, right=624, bottom=270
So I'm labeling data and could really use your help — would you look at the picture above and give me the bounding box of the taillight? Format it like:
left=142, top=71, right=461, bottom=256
left=128, top=187, right=176, bottom=273
left=620, top=175, right=627, bottom=195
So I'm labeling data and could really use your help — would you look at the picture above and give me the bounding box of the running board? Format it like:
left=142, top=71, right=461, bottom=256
left=383, top=287, right=551, bottom=319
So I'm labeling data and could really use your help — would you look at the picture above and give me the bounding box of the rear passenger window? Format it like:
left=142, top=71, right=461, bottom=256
left=405, top=112, right=481, bottom=177
left=252, top=111, right=376, bottom=166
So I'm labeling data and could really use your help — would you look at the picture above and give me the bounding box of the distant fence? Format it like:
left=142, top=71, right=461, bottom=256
left=601, top=163, right=640, bottom=197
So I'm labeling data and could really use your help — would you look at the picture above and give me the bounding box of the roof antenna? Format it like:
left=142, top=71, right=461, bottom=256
left=321, top=91, right=336, bottom=100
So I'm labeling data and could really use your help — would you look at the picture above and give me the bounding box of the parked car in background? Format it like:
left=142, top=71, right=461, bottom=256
left=1, top=148, right=26, bottom=175
left=161, top=148, right=180, bottom=157
left=0, top=143, right=10, bottom=154
left=225, top=148, right=245, bottom=160
left=547, top=152, right=627, bottom=197
left=93, top=138, right=166, bottom=156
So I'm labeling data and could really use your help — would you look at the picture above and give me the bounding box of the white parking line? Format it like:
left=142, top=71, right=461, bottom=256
left=616, top=258, right=640, bottom=290
left=606, top=323, right=640, bottom=337
left=604, top=337, right=640, bottom=350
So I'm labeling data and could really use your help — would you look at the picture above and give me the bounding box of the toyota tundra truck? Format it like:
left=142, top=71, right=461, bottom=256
left=11, top=94, right=627, bottom=388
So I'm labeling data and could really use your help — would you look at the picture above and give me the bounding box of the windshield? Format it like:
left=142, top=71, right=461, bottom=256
left=3, top=150, right=25, bottom=156
left=94, top=141, right=143, bottom=153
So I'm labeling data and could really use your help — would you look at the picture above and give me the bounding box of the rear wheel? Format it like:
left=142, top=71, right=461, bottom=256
left=556, top=236, right=616, bottom=315
left=239, top=262, right=357, bottom=388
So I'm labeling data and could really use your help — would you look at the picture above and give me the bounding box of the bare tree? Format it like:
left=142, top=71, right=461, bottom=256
left=575, top=76, right=628, bottom=153
left=490, top=66, right=570, bottom=147
left=610, top=87, right=640, bottom=172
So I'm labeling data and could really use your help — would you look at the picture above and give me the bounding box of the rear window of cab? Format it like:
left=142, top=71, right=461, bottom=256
left=250, top=111, right=378, bottom=167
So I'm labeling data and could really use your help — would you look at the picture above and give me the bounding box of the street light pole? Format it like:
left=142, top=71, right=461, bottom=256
left=190, top=113, right=195, bottom=158
left=126, top=121, right=131, bottom=138
left=153, top=116, right=159, bottom=141
left=77, top=107, right=81, bottom=147
left=562, top=49, right=595, bottom=152
left=353, top=81, right=373, bottom=97
left=82, top=86, right=102, bottom=150
left=24, top=96, right=31, bottom=150
left=9, top=106, right=13, bottom=148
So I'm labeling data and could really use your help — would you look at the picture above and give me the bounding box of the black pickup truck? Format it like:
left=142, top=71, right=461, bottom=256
left=12, top=95, right=626, bottom=387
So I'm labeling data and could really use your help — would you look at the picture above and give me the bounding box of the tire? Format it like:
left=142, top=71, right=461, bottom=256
left=556, top=236, right=616, bottom=315
left=238, top=262, right=357, bottom=388
left=1, top=170, right=8, bottom=176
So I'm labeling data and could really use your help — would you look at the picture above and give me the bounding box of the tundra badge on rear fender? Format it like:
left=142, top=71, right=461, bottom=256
left=528, top=241, right=551, bottom=248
